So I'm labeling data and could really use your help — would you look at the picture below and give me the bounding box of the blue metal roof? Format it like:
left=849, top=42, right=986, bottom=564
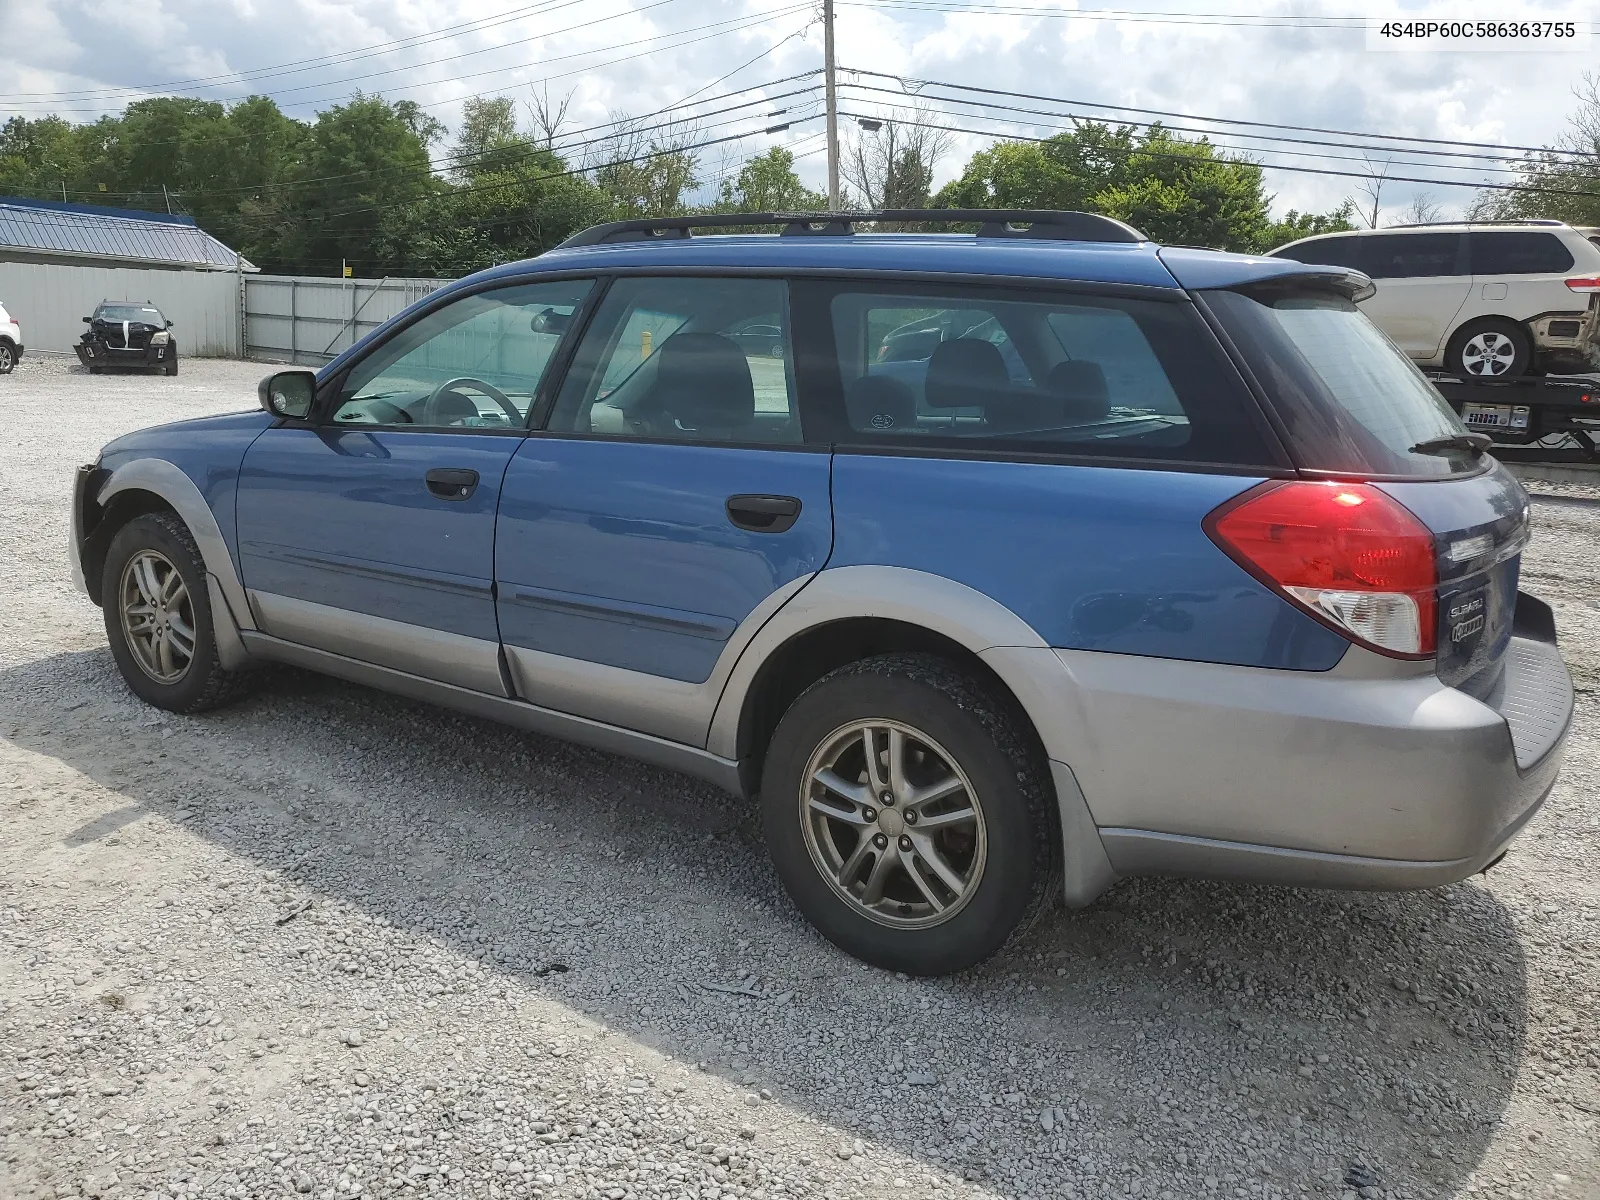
left=0, top=197, right=255, bottom=270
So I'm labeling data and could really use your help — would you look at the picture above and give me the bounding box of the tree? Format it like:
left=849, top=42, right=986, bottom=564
left=933, top=121, right=1350, bottom=253
left=452, top=97, right=522, bottom=180
left=843, top=111, right=951, bottom=211
left=588, top=113, right=700, bottom=217
left=1261, top=201, right=1356, bottom=249
left=715, top=147, right=826, bottom=211
left=1474, top=72, right=1600, bottom=226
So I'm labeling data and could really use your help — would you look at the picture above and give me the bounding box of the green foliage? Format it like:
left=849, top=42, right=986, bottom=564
left=714, top=147, right=826, bottom=212
left=933, top=122, right=1351, bottom=253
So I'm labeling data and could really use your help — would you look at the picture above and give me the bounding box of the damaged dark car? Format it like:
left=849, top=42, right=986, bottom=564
left=76, top=301, right=178, bottom=376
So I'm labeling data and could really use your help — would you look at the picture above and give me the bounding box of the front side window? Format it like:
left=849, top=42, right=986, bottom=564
left=1468, top=231, right=1575, bottom=276
left=1206, top=288, right=1474, bottom=477
left=819, top=283, right=1275, bottom=465
left=547, top=277, right=799, bottom=444
left=1363, top=233, right=1463, bottom=279
left=331, top=279, right=592, bottom=429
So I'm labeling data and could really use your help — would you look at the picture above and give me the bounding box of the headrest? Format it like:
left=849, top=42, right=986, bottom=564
left=925, top=338, right=1008, bottom=410
left=651, top=332, right=755, bottom=432
left=1047, top=359, right=1111, bottom=421
left=845, top=374, right=919, bottom=433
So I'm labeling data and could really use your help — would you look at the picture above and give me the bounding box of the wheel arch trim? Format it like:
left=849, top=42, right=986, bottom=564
left=96, top=458, right=256, bottom=633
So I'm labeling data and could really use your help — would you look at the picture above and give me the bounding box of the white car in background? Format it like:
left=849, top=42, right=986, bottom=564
left=0, top=300, right=21, bottom=374
left=1269, top=221, right=1600, bottom=379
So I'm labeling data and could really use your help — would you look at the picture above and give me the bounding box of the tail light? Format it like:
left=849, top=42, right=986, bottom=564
left=1204, top=481, right=1438, bottom=659
left=1565, top=276, right=1600, bottom=292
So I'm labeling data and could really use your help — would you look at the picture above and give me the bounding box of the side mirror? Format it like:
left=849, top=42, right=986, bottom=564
left=83, top=316, right=92, bottom=324
left=531, top=308, right=572, bottom=335
left=259, top=369, right=316, bottom=420
left=165, top=320, right=174, bottom=330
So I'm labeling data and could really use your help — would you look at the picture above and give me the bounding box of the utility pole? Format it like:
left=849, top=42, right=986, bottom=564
left=162, top=184, right=173, bottom=215
left=824, top=0, right=839, bottom=210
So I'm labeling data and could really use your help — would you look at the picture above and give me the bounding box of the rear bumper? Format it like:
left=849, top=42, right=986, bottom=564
left=1005, top=592, right=1573, bottom=895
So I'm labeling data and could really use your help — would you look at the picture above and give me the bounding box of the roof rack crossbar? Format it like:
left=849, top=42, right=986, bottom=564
left=557, top=209, right=1146, bottom=248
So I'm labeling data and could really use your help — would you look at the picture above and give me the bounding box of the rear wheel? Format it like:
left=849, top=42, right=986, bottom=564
left=102, top=512, right=247, bottom=712
left=1446, top=318, right=1532, bottom=379
left=760, top=654, right=1058, bottom=975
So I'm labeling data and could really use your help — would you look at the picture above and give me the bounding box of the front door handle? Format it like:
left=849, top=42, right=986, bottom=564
left=726, top=494, right=801, bottom=533
left=426, top=467, right=479, bottom=501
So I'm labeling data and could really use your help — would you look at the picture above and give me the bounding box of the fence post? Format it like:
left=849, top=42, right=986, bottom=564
left=289, top=280, right=298, bottom=366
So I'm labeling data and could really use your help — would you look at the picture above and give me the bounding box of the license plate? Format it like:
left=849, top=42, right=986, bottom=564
left=1461, top=403, right=1530, bottom=430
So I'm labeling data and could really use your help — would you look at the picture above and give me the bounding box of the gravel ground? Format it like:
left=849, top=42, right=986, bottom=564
left=1, top=353, right=1597, bottom=1200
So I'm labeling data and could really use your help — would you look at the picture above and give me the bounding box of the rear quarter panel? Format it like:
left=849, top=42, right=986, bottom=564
left=828, top=454, right=1351, bottom=669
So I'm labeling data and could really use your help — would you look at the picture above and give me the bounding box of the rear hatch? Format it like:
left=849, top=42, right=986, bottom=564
left=1203, top=281, right=1530, bottom=692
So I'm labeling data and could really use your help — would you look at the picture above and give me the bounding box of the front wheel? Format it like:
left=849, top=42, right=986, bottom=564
left=164, top=353, right=179, bottom=377
left=0, top=343, right=14, bottom=373
left=1446, top=318, right=1532, bottom=379
left=102, top=512, right=247, bottom=712
left=760, top=654, right=1058, bottom=975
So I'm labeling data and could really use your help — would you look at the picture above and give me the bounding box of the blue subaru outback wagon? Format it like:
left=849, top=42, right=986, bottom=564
left=72, top=210, right=1575, bottom=975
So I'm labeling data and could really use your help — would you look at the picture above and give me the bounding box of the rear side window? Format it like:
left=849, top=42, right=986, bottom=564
left=804, top=281, right=1278, bottom=466
left=1274, top=236, right=1367, bottom=271
left=1468, top=231, right=1575, bottom=275
left=1363, top=233, right=1464, bottom=279
left=1206, top=288, right=1475, bottom=478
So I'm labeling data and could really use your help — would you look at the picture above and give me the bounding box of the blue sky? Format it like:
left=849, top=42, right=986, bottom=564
left=3, top=0, right=1591, bottom=224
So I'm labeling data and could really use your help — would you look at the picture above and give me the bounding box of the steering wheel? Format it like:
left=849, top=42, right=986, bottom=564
left=423, top=377, right=522, bottom=426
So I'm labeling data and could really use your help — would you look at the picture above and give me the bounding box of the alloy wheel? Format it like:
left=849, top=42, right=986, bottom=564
left=1460, top=331, right=1518, bottom=376
left=0, top=345, right=13, bottom=373
left=118, top=550, right=196, bottom=684
left=799, top=719, right=987, bottom=929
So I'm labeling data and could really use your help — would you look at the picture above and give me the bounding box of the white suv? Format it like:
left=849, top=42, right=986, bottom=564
left=1269, top=221, right=1600, bottom=379
left=0, top=301, right=21, bottom=374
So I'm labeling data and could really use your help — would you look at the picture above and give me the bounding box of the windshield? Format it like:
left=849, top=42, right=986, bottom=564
left=96, top=305, right=164, bottom=323
left=1206, top=289, right=1476, bottom=477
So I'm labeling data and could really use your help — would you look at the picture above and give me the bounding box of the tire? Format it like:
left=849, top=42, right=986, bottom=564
left=1446, top=318, right=1532, bottom=379
left=760, top=653, right=1059, bottom=975
left=0, top=342, right=14, bottom=374
left=164, top=354, right=179, bottom=377
left=88, top=364, right=102, bottom=375
left=101, top=512, right=248, bottom=713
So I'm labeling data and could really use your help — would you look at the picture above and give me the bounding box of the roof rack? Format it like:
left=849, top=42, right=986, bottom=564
left=1381, top=219, right=1571, bottom=230
left=556, top=209, right=1146, bottom=249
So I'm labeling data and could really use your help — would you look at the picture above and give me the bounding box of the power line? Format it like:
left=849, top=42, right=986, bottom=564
left=840, top=0, right=1405, bottom=29
left=836, top=107, right=1600, bottom=199
left=846, top=68, right=1600, bottom=162
left=838, top=81, right=1539, bottom=173
left=3, top=2, right=812, bottom=115
left=0, top=0, right=595, bottom=102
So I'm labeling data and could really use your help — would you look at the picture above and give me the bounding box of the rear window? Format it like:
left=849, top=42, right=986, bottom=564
left=1468, top=231, right=1574, bottom=275
left=1207, top=288, right=1476, bottom=478
left=807, top=281, right=1277, bottom=466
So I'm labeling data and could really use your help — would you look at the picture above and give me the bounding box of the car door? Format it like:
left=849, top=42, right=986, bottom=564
left=1358, top=232, right=1470, bottom=361
left=1463, top=230, right=1579, bottom=323
left=494, top=275, right=833, bottom=745
left=235, top=278, right=592, bottom=694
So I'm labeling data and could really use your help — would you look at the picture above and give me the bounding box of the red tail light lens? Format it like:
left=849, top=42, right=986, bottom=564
left=1204, top=481, right=1438, bottom=658
left=1565, top=276, right=1600, bottom=292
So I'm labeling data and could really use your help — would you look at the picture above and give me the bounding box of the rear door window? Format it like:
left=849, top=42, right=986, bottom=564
left=1205, top=287, right=1475, bottom=477
left=1363, top=233, right=1464, bottom=279
left=802, top=281, right=1280, bottom=466
left=1273, top=236, right=1367, bottom=271
left=1468, top=231, right=1575, bottom=275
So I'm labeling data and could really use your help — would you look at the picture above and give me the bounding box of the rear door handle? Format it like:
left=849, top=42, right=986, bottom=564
left=726, top=494, right=801, bottom=533
left=426, top=467, right=479, bottom=501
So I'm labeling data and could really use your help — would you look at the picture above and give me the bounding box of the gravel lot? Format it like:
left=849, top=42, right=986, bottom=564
left=1, top=353, right=1597, bottom=1200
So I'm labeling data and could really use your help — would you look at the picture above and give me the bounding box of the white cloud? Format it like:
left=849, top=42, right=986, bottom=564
left=2, top=0, right=1590, bottom=224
